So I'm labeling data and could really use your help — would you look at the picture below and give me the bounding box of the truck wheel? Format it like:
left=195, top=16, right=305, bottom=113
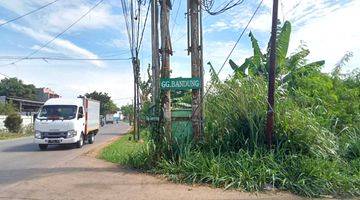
left=88, top=133, right=95, bottom=144
left=39, top=144, right=48, bottom=150
left=76, top=133, right=84, bottom=148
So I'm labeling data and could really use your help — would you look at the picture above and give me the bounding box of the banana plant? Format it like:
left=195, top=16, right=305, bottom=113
left=229, top=21, right=325, bottom=88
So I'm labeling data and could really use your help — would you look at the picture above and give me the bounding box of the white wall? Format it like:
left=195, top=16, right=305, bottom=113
left=0, top=115, right=33, bottom=130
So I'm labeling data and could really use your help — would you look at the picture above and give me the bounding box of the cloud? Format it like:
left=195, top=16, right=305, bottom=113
left=42, top=2, right=123, bottom=33
left=205, top=0, right=358, bottom=72
left=30, top=45, right=57, bottom=54
left=8, top=22, right=104, bottom=67
left=0, top=0, right=124, bottom=33
left=289, top=0, right=360, bottom=72
left=112, top=39, right=130, bottom=48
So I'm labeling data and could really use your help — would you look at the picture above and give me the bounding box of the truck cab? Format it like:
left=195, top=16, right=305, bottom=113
left=34, top=98, right=100, bottom=150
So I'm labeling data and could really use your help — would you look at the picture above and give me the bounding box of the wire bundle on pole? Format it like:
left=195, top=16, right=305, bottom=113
left=201, top=0, right=245, bottom=15
left=120, top=0, right=151, bottom=140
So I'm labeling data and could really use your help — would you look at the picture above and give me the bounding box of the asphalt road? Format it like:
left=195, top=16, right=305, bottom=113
left=0, top=122, right=131, bottom=189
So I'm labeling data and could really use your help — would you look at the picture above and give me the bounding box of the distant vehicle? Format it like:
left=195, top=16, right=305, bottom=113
left=105, top=114, right=114, bottom=124
left=100, top=115, right=105, bottom=127
left=34, top=97, right=100, bottom=150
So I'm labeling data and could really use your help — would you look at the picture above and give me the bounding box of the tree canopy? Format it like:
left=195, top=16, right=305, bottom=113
left=85, top=91, right=119, bottom=115
left=0, top=78, right=37, bottom=100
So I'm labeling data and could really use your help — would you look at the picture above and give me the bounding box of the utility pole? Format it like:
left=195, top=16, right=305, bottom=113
left=188, top=0, right=203, bottom=141
left=132, top=58, right=140, bottom=141
left=130, top=0, right=139, bottom=141
left=265, top=0, right=278, bottom=148
left=151, top=0, right=160, bottom=112
left=159, top=0, right=172, bottom=141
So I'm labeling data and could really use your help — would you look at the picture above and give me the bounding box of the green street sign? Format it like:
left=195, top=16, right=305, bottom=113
left=160, top=77, right=201, bottom=90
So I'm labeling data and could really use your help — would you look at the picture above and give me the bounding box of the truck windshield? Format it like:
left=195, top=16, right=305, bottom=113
left=38, top=105, right=77, bottom=120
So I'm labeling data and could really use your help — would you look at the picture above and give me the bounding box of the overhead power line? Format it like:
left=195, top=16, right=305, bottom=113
left=208, top=0, right=264, bottom=82
left=0, top=72, right=11, bottom=78
left=175, top=0, right=264, bottom=135
left=137, top=0, right=151, bottom=52
left=202, top=0, right=245, bottom=15
left=0, top=0, right=104, bottom=67
left=0, top=0, right=60, bottom=28
left=0, top=57, right=131, bottom=61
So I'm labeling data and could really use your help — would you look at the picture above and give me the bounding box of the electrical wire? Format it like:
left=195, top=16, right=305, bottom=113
left=0, top=0, right=60, bottom=28
left=137, top=0, right=151, bottom=52
left=0, top=57, right=131, bottom=61
left=176, top=0, right=264, bottom=134
left=0, top=72, right=11, bottom=78
left=202, top=0, right=245, bottom=15
left=170, top=0, right=182, bottom=36
left=0, top=0, right=104, bottom=67
left=206, top=0, right=264, bottom=84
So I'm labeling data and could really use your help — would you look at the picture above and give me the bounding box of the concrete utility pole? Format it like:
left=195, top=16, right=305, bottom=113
left=265, top=0, right=278, bottom=148
left=188, top=0, right=203, bottom=141
left=160, top=0, right=172, bottom=140
left=132, top=58, right=140, bottom=141
left=151, top=0, right=160, bottom=111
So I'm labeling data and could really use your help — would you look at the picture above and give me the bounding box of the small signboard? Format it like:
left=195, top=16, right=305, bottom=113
left=160, top=77, right=201, bottom=90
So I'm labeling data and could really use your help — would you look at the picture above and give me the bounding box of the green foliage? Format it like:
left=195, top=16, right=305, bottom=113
left=0, top=78, right=37, bottom=100
left=0, top=102, right=17, bottom=115
left=106, top=20, right=360, bottom=198
left=85, top=91, right=119, bottom=115
left=155, top=150, right=360, bottom=197
left=339, top=127, right=360, bottom=160
left=204, top=77, right=267, bottom=152
left=4, top=113, right=22, bottom=133
left=100, top=130, right=155, bottom=169
left=120, top=104, right=134, bottom=124
left=276, top=21, right=291, bottom=74
left=139, top=64, right=152, bottom=103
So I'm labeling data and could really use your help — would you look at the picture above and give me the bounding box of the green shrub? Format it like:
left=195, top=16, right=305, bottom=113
left=4, top=113, right=22, bottom=133
left=0, top=102, right=17, bottom=115
left=339, top=127, right=360, bottom=160
left=275, top=99, right=338, bottom=158
left=204, top=77, right=338, bottom=158
left=154, top=150, right=359, bottom=197
left=204, top=77, right=267, bottom=152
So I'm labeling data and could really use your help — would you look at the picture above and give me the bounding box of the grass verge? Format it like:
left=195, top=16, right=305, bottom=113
left=100, top=130, right=148, bottom=167
left=0, top=131, right=33, bottom=140
left=0, top=125, right=34, bottom=140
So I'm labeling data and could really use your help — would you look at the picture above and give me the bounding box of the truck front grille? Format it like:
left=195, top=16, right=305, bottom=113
left=41, top=132, right=67, bottom=139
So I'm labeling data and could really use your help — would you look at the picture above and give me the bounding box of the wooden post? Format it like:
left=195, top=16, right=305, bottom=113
left=189, top=0, right=203, bottom=141
left=265, top=0, right=278, bottom=148
left=160, top=0, right=172, bottom=141
left=151, top=0, right=160, bottom=112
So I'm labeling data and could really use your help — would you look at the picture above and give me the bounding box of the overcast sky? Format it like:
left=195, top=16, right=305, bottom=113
left=0, top=0, right=359, bottom=106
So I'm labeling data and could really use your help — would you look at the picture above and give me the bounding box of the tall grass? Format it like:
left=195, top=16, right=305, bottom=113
left=117, top=76, right=360, bottom=197
left=204, top=77, right=267, bottom=152
left=155, top=150, right=360, bottom=197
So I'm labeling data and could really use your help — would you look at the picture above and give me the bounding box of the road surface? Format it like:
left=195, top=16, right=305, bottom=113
left=0, top=122, right=131, bottom=188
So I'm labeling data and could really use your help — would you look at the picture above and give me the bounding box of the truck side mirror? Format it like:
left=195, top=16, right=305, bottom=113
left=78, top=113, right=83, bottom=119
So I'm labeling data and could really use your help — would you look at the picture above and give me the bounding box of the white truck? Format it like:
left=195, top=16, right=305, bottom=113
left=105, top=113, right=114, bottom=124
left=34, top=97, right=100, bottom=150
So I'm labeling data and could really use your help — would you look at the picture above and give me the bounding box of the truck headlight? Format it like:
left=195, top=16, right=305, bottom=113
left=35, top=131, right=42, bottom=139
left=67, top=130, right=77, bottom=138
